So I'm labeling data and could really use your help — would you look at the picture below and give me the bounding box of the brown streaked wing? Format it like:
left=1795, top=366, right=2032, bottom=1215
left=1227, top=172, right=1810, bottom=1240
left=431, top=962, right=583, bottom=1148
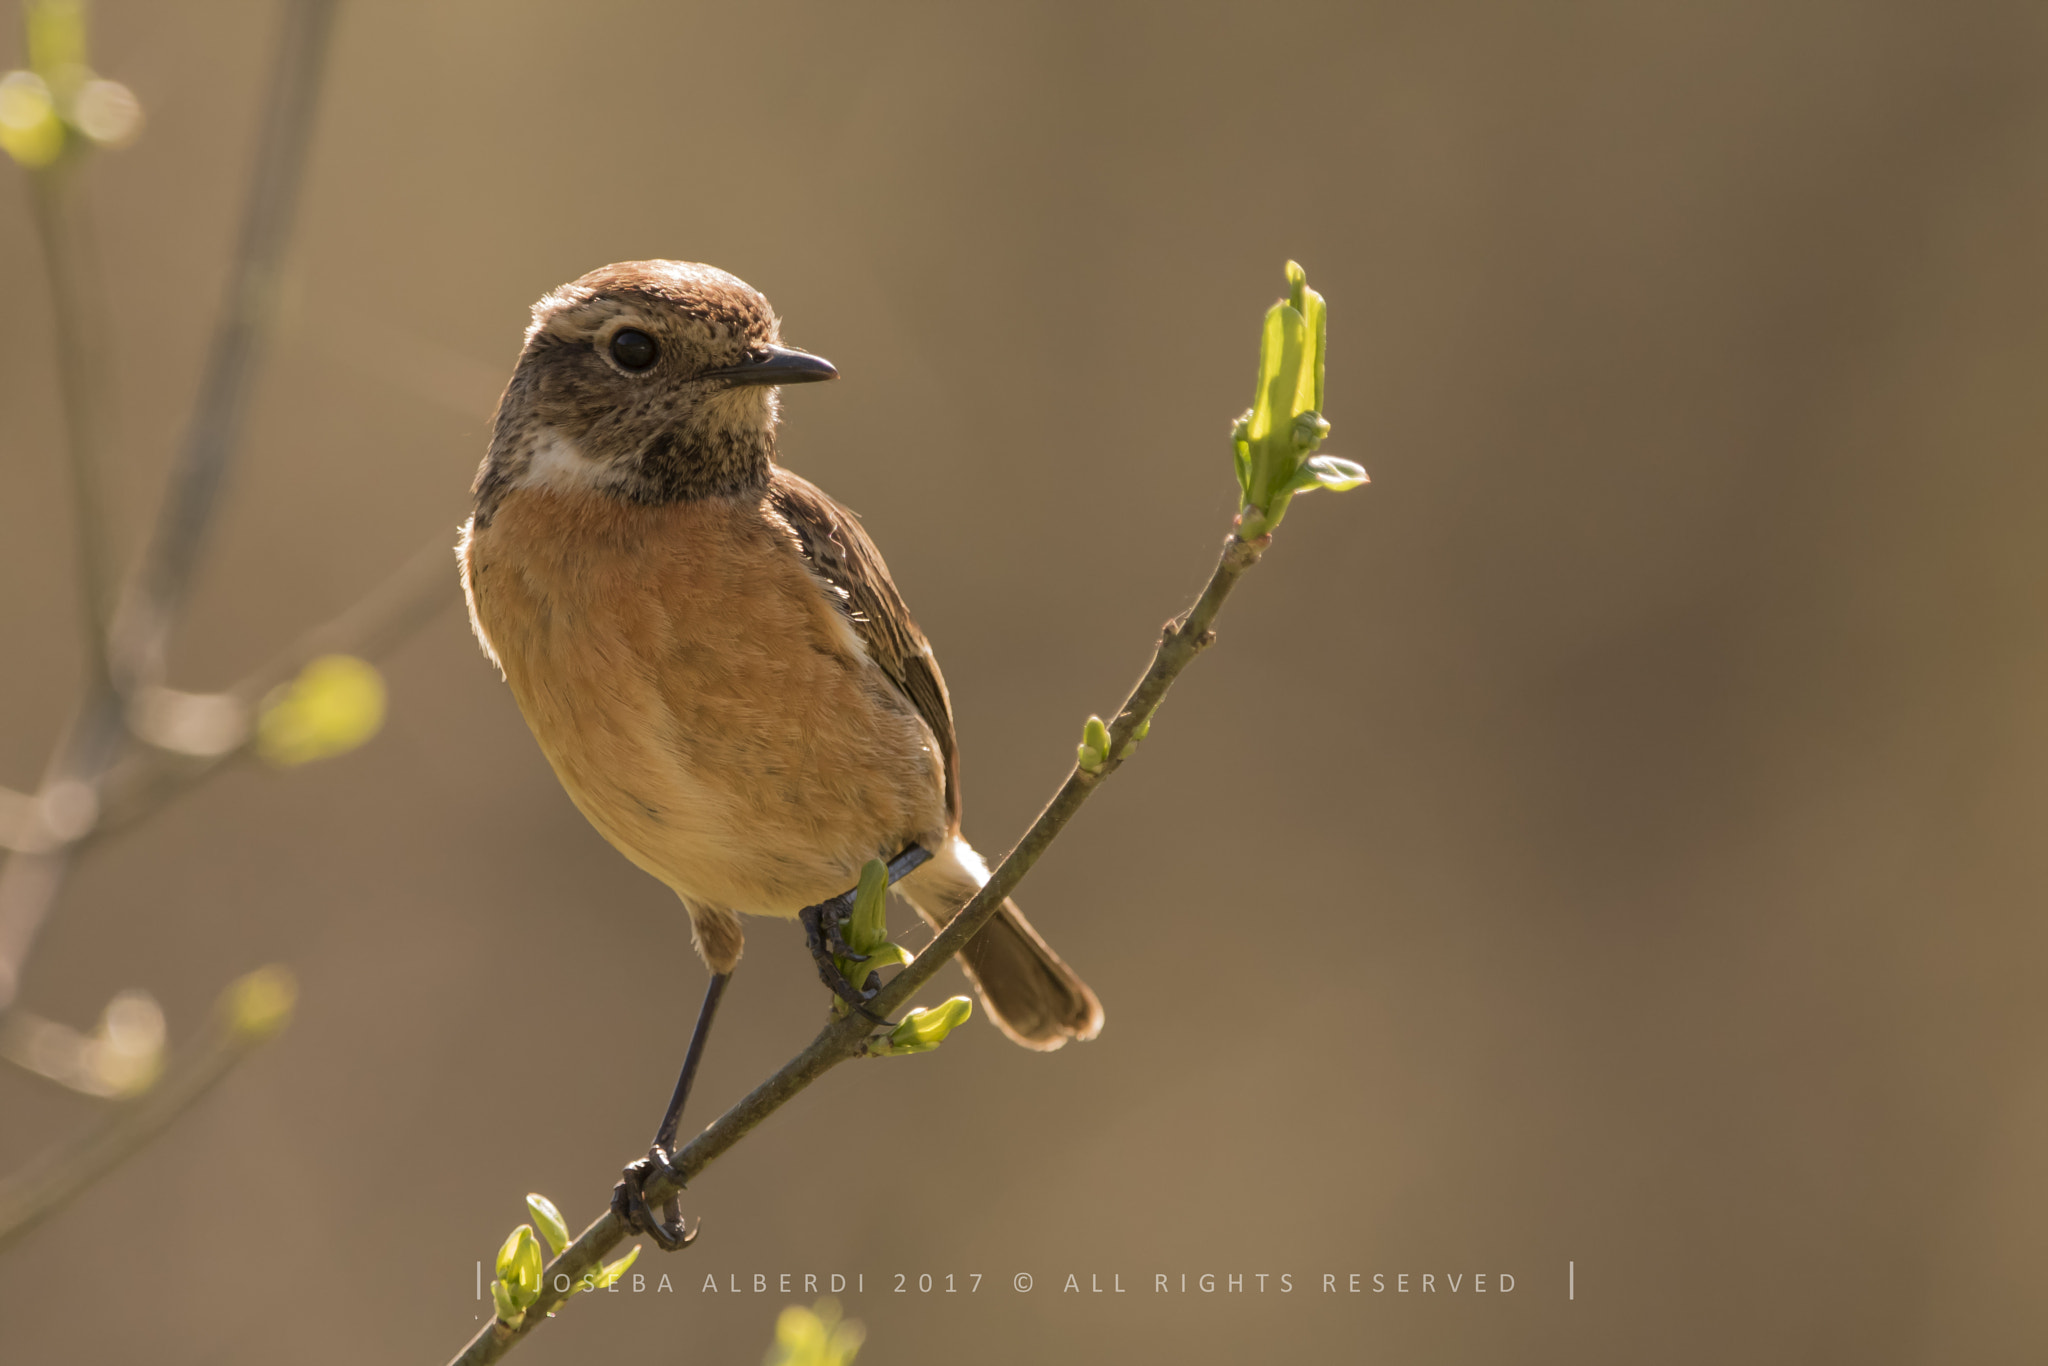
left=765, top=466, right=960, bottom=826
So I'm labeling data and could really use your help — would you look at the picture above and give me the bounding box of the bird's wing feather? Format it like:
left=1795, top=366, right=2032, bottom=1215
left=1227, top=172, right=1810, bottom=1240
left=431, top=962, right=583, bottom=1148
left=766, top=467, right=960, bottom=826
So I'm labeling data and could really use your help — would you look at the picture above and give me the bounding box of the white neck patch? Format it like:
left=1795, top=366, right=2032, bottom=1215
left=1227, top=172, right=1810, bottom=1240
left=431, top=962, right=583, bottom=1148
left=514, top=427, right=613, bottom=496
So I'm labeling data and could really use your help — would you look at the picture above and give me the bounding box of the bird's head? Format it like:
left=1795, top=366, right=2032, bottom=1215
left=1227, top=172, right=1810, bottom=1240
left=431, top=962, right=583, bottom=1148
left=473, top=260, right=835, bottom=519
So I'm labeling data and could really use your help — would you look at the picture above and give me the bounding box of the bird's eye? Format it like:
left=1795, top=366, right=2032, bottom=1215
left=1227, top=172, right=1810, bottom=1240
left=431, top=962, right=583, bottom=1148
left=610, top=328, right=658, bottom=371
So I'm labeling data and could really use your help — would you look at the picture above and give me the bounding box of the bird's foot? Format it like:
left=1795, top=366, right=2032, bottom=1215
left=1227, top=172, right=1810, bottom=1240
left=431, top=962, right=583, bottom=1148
left=611, top=1145, right=696, bottom=1252
left=798, top=895, right=880, bottom=1012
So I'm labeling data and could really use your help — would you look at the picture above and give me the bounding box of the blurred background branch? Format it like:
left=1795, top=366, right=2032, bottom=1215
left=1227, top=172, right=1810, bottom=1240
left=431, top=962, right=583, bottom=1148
left=0, top=0, right=340, bottom=1014
left=0, top=0, right=454, bottom=1249
left=0, top=964, right=296, bottom=1252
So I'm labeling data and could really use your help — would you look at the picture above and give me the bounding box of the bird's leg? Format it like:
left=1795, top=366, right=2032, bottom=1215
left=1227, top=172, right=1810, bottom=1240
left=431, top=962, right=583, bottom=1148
left=798, top=844, right=935, bottom=1012
left=612, top=971, right=729, bottom=1251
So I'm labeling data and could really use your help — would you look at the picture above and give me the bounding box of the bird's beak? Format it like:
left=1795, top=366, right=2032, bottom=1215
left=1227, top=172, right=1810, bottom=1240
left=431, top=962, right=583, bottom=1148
left=701, top=344, right=837, bottom=386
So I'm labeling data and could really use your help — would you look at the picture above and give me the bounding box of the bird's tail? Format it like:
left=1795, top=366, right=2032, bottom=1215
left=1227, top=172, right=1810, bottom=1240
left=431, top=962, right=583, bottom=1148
left=897, top=835, right=1103, bottom=1051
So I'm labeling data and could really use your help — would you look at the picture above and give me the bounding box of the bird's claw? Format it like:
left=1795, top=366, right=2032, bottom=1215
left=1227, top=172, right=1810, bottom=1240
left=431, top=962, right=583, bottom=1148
left=798, top=897, right=880, bottom=1010
left=611, top=1145, right=697, bottom=1252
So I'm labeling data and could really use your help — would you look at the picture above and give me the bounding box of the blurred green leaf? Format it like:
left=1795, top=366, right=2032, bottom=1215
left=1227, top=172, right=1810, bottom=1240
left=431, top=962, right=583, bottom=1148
left=25, top=0, right=87, bottom=76
left=0, top=71, right=64, bottom=167
left=256, top=654, right=387, bottom=767
left=3, top=1, right=144, bottom=166
left=222, top=965, right=297, bottom=1042
left=766, top=1299, right=866, bottom=1366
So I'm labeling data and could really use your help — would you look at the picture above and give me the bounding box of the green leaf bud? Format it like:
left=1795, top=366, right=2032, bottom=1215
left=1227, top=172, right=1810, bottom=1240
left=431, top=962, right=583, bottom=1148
left=846, top=858, right=890, bottom=955
left=873, top=995, right=974, bottom=1055
left=1237, top=262, right=1344, bottom=537
left=525, top=1194, right=571, bottom=1258
left=1291, top=410, right=1330, bottom=451
left=496, top=1225, right=543, bottom=1309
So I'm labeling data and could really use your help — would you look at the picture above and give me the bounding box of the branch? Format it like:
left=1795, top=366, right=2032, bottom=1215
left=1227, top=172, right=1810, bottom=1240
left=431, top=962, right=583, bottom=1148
left=105, top=0, right=340, bottom=695
left=444, top=524, right=1270, bottom=1366
left=0, top=965, right=296, bottom=1253
left=0, top=0, right=339, bottom=1013
left=96, top=534, right=459, bottom=841
left=0, top=536, right=458, bottom=862
left=25, top=156, right=119, bottom=695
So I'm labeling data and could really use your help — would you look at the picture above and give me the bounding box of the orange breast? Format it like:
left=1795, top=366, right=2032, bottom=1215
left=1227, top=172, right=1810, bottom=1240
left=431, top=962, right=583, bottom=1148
left=461, top=484, right=947, bottom=916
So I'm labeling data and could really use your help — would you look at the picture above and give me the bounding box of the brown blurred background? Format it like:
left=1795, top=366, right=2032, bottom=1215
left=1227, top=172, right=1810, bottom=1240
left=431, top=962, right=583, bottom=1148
left=5, top=1, right=2048, bottom=1361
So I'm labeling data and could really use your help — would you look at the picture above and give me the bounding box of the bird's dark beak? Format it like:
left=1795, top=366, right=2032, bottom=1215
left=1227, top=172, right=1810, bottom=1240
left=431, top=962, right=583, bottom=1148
left=701, top=344, right=837, bottom=387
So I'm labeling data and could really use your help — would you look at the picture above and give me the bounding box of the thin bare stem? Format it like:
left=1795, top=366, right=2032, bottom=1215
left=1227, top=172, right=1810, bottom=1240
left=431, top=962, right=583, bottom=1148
left=443, top=525, right=1271, bottom=1366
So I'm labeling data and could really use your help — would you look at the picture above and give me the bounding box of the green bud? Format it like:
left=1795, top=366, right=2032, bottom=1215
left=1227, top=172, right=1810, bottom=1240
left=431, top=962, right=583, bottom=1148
left=1291, top=410, right=1330, bottom=451
left=845, top=858, right=890, bottom=955
left=525, top=1194, right=571, bottom=1257
left=490, top=1278, right=524, bottom=1326
left=1237, top=261, right=1339, bottom=537
left=496, top=1225, right=543, bottom=1309
left=833, top=858, right=913, bottom=995
left=878, top=995, right=973, bottom=1054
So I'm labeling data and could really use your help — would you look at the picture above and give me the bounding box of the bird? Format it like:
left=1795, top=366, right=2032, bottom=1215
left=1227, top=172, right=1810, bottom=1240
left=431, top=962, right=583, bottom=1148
left=457, top=260, right=1102, bottom=1239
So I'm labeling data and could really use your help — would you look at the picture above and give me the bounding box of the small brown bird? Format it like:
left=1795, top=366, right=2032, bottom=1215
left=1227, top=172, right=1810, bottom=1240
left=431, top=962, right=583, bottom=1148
left=458, top=262, right=1100, bottom=1224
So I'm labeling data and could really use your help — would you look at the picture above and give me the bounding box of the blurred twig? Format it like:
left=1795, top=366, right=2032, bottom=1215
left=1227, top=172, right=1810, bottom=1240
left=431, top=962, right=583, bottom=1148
left=0, top=0, right=441, bottom=1256
left=99, top=536, right=457, bottom=842
left=0, top=537, right=458, bottom=858
left=0, top=0, right=339, bottom=1014
left=0, top=965, right=297, bottom=1253
left=105, top=0, right=340, bottom=696
left=26, top=154, right=119, bottom=693
left=445, top=524, right=1271, bottom=1366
